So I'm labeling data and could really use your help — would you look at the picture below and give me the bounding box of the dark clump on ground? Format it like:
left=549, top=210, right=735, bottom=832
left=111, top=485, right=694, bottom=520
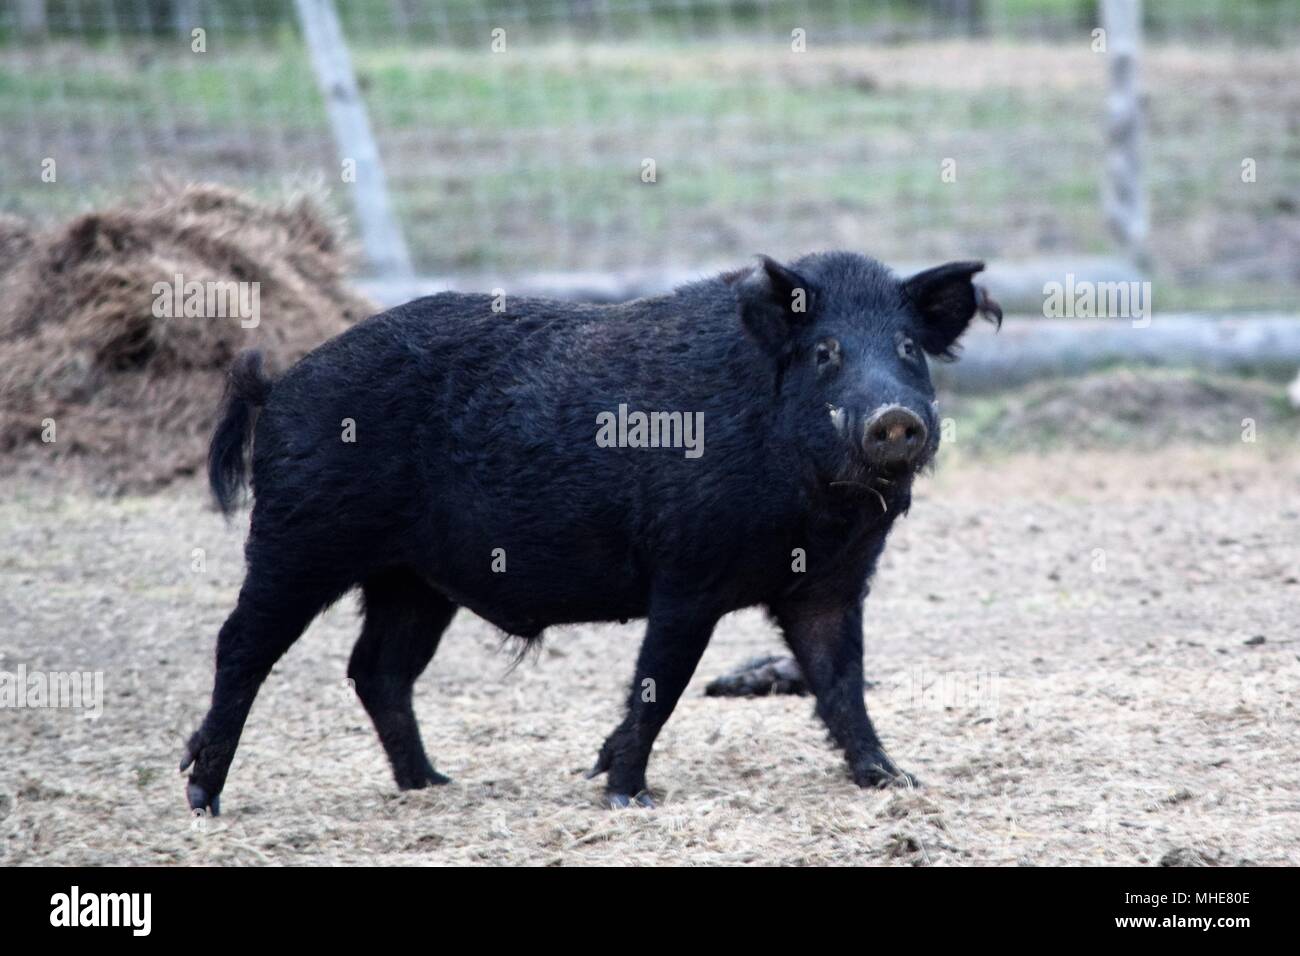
left=0, top=182, right=375, bottom=492
left=705, top=655, right=808, bottom=697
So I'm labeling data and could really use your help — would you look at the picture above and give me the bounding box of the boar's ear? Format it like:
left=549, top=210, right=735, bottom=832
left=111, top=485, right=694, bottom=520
left=903, top=260, right=1002, bottom=360
left=731, top=255, right=815, bottom=357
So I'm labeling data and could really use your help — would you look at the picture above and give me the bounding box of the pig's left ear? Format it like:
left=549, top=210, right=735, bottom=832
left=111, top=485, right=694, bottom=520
left=903, top=260, right=1002, bottom=360
left=732, top=255, right=815, bottom=358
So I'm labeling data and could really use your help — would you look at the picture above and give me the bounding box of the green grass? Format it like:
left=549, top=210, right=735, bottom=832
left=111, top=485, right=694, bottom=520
left=0, top=31, right=1295, bottom=309
left=8, top=1, right=1295, bottom=44
left=0, top=40, right=1098, bottom=253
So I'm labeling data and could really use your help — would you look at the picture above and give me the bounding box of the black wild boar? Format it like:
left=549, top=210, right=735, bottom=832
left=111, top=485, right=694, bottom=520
left=182, top=251, right=1000, bottom=814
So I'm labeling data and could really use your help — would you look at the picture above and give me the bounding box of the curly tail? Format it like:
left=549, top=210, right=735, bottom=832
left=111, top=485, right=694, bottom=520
left=208, top=350, right=273, bottom=517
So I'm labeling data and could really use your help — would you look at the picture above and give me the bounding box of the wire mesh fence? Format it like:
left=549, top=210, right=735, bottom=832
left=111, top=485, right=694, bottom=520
left=1, top=0, right=1297, bottom=309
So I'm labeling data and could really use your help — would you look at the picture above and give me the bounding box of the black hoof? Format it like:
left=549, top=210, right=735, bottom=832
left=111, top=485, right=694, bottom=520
left=853, top=752, right=918, bottom=790
left=880, top=770, right=919, bottom=789
left=181, top=733, right=224, bottom=815
left=186, top=782, right=220, bottom=817
left=396, top=762, right=452, bottom=790
left=607, top=790, right=655, bottom=810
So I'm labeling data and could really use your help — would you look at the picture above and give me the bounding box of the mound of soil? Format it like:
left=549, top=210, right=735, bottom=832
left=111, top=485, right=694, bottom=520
left=0, top=182, right=375, bottom=491
left=947, top=368, right=1297, bottom=455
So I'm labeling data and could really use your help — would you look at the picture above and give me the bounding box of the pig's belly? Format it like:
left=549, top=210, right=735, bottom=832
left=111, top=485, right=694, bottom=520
left=422, top=546, right=651, bottom=636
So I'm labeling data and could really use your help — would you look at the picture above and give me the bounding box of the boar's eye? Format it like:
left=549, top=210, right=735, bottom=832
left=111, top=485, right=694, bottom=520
left=814, top=338, right=841, bottom=373
left=896, top=333, right=918, bottom=361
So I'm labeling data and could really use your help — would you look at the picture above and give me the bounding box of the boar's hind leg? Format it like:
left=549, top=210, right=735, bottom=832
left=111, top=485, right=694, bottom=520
left=588, top=599, right=720, bottom=808
left=183, top=570, right=348, bottom=816
left=349, top=569, right=458, bottom=790
left=774, top=600, right=916, bottom=789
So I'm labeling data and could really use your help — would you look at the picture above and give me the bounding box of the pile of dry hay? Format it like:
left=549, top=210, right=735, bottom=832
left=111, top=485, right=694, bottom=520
left=0, top=182, right=376, bottom=491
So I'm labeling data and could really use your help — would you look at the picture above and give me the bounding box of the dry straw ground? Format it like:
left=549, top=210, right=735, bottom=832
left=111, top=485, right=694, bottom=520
left=2, top=439, right=1297, bottom=866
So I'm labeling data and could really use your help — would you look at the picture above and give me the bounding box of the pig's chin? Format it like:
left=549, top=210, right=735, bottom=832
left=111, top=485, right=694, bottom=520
left=824, top=445, right=925, bottom=507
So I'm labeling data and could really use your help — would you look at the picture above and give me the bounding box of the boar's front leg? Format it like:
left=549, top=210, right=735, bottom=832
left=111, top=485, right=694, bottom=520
left=773, top=599, right=916, bottom=789
left=587, top=596, right=720, bottom=808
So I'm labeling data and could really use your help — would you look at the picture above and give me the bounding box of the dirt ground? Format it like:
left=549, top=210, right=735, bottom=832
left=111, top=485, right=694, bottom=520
left=1, top=440, right=1298, bottom=866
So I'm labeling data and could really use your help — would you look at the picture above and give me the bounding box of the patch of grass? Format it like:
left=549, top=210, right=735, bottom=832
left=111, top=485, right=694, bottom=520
left=942, top=366, right=1300, bottom=458
left=360, top=53, right=1105, bottom=268
left=0, top=41, right=322, bottom=129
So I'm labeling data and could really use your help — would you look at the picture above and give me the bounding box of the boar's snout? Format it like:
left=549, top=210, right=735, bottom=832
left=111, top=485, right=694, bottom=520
left=863, top=405, right=927, bottom=468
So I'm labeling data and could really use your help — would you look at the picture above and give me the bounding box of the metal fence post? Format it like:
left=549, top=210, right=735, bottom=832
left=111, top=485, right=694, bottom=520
left=294, top=0, right=414, bottom=279
left=1102, top=0, right=1148, bottom=266
left=16, top=0, right=49, bottom=36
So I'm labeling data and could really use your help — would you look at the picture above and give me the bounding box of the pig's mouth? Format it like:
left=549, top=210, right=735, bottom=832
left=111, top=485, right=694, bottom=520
left=829, top=476, right=898, bottom=513
left=829, top=458, right=928, bottom=509
left=825, top=449, right=933, bottom=516
left=825, top=402, right=936, bottom=490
